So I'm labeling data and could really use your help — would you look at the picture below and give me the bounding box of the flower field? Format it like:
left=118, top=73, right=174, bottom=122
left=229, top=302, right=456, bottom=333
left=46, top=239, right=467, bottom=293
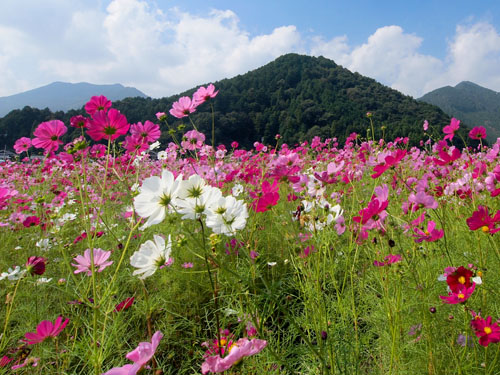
left=1, top=86, right=500, bottom=374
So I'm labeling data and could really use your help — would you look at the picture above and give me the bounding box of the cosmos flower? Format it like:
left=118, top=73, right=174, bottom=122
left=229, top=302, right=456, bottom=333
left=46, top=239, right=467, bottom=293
left=102, top=331, right=163, bottom=375
left=133, top=170, right=183, bottom=228
left=193, top=84, right=218, bottom=105
left=13, top=137, right=32, bottom=154
left=32, top=120, right=67, bottom=153
left=130, top=235, right=172, bottom=279
left=87, top=108, right=129, bottom=142
left=71, top=248, right=113, bottom=276
left=201, top=337, right=267, bottom=374
left=85, top=95, right=112, bottom=115
left=169, top=96, right=197, bottom=118
left=23, top=316, right=69, bottom=344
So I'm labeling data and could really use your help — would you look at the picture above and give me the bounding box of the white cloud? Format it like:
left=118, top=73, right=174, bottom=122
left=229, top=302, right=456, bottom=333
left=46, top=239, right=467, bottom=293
left=0, top=0, right=302, bottom=98
left=310, top=23, right=500, bottom=97
left=1, top=1, right=500, bottom=99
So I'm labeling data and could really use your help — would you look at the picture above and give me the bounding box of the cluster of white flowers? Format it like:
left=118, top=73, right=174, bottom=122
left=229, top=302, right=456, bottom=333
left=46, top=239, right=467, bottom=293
left=133, top=171, right=248, bottom=236
left=130, top=170, right=248, bottom=279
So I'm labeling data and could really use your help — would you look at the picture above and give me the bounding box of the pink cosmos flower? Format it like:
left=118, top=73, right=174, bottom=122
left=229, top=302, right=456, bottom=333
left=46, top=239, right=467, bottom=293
left=201, top=337, right=267, bottom=374
left=87, top=108, right=129, bottom=141
left=423, top=120, right=429, bottom=131
left=23, top=316, right=69, bottom=344
left=371, top=149, right=406, bottom=178
left=181, top=130, right=205, bottom=150
left=466, top=205, right=500, bottom=233
left=469, top=126, right=486, bottom=140
left=352, top=198, right=388, bottom=228
left=193, top=84, right=218, bottom=105
left=129, top=121, right=161, bottom=144
left=102, top=331, right=163, bottom=375
left=32, top=120, right=67, bottom=153
left=443, top=118, right=460, bottom=141
left=250, top=180, right=280, bottom=213
left=440, top=283, right=475, bottom=304
left=70, top=115, right=89, bottom=129
left=85, top=95, right=112, bottom=115
left=155, top=112, right=166, bottom=121
left=407, top=191, right=438, bottom=212
left=13, top=137, right=32, bottom=154
left=169, top=96, right=197, bottom=118
left=123, top=135, right=149, bottom=154
left=412, top=220, right=444, bottom=243
left=373, top=254, right=402, bottom=267
left=433, top=144, right=461, bottom=166
left=470, top=312, right=500, bottom=347
left=71, top=248, right=113, bottom=276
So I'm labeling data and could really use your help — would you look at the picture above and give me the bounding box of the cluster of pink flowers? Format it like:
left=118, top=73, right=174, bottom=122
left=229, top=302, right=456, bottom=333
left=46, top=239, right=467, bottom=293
left=169, top=84, right=218, bottom=119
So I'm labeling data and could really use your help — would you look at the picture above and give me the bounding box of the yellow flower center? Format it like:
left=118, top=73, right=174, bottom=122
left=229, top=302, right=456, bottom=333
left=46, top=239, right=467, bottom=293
left=482, top=226, right=490, bottom=233
left=219, top=339, right=227, bottom=347
left=458, top=276, right=466, bottom=284
left=484, top=327, right=492, bottom=335
left=477, top=271, right=483, bottom=278
left=458, top=293, right=465, bottom=299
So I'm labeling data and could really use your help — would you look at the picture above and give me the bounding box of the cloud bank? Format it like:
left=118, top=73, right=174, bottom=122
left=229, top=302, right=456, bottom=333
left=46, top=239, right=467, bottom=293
left=1, top=0, right=500, bottom=98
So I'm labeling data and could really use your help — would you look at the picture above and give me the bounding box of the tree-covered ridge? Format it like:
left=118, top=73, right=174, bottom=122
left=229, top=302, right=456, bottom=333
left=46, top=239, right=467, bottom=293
left=419, top=81, right=500, bottom=142
left=0, top=54, right=463, bottom=150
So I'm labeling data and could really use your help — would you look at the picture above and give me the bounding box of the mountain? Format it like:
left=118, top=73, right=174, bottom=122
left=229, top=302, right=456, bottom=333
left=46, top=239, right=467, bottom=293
left=419, top=81, right=500, bottom=142
left=0, top=82, right=147, bottom=117
left=0, top=54, right=465, bottom=150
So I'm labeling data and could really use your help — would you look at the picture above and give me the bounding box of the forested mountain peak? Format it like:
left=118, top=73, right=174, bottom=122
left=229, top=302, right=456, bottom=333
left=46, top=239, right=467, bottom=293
left=0, top=53, right=457, bottom=150
left=419, top=81, right=500, bottom=142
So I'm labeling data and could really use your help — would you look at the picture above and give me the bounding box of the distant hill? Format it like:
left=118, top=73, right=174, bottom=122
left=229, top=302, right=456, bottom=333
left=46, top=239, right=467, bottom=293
left=0, top=54, right=466, bottom=150
left=0, top=82, right=147, bottom=117
left=419, top=81, right=500, bottom=142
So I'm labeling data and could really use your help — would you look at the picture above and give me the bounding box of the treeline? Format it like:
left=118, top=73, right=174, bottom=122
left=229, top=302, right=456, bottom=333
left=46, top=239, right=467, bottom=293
left=0, top=54, right=469, bottom=151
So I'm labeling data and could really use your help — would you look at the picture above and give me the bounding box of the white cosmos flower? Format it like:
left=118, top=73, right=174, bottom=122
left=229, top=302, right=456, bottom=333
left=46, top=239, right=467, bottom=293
left=130, top=234, right=172, bottom=280
left=133, top=170, right=183, bottom=228
left=205, top=196, right=248, bottom=236
left=177, top=174, right=208, bottom=199
left=231, top=184, right=244, bottom=197
left=0, top=266, right=26, bottom=281
left=176, top=185, right=222, bottom=220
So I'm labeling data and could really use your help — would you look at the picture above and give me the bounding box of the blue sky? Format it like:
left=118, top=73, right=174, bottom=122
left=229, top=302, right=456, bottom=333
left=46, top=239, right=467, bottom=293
left=1, top=0, right=499, bottom=98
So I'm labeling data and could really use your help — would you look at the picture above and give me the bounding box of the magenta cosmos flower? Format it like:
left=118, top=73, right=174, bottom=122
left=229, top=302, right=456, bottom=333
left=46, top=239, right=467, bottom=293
left=70, top=115, right=89, bottom=129
left=13, top=137, right=32, bottom=154
left=469, top=126, right=486, bottom=140
left=102, top=331, right=163, bottom=375
left=87, top=108, right=130, bottom=141
left=440, top=283, right=475, bottom=304
left=31, top=120, right=67, bottom=153
left=85, top=95, right=112, bottom=115
left=443, top=118, right=460, bottom=141
left=71, top=248, right=113, bottom=276
left=470, top=311, right=500, bottom=347
left=129, top=121, right=161, bottom=144
left=169, top=96, right=197, bottom=118
left=201, top=338, right=267, bottom=374
left=23, top=316, right=69, bottom=344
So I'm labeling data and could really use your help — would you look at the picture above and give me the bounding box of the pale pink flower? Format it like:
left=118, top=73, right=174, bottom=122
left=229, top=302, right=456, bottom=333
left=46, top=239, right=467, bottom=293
left=193, top=84, right=218, bottom=105
left=102, top=331, right=163, bottom=375
left=72, top=248, right=113, bottom=276
left=169, top=96, right=197, bottom=118
left=201, top=338, right=267, bottom=374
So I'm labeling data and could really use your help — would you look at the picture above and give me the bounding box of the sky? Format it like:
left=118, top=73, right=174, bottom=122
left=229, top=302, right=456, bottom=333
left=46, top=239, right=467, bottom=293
left=1, top=0, right=500, bottom=99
